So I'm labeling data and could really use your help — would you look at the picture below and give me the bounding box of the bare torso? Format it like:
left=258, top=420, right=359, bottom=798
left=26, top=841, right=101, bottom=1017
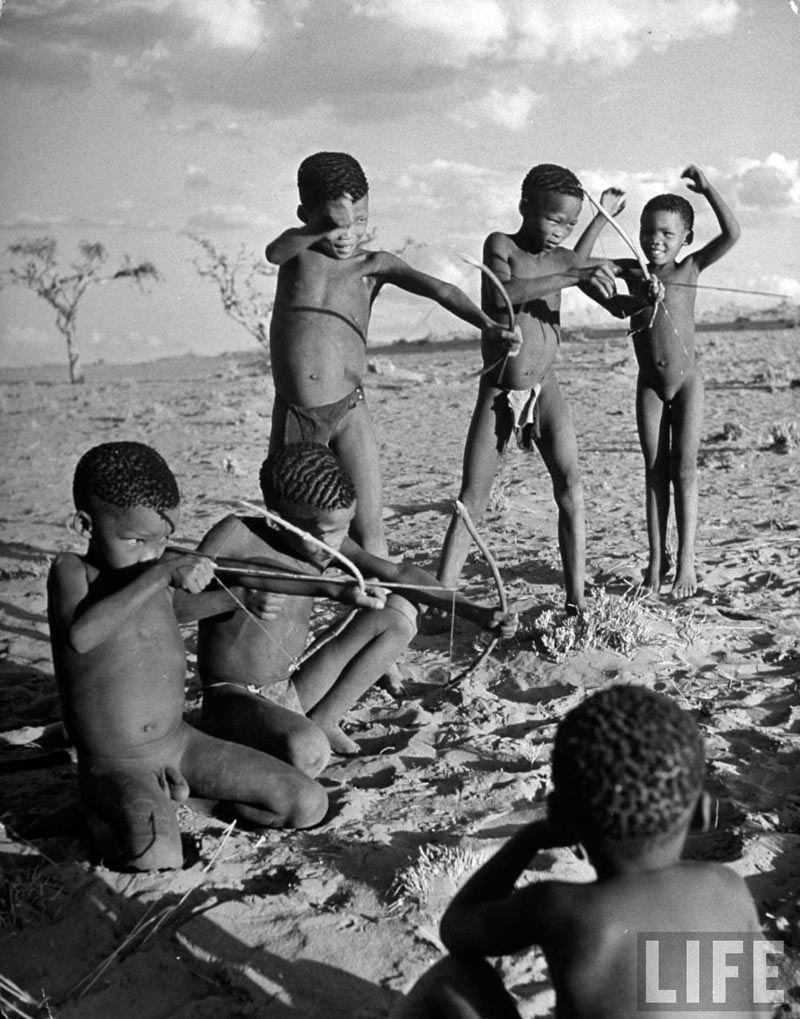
left=627, top=255, right=700, bottom=402
left=481, top=235, right=570, bottom=391
left=48, top=555, right=187, bottom=758
left=270, top=248, right=388, bottom=406
left=545, top=863, right=766, bottom=1019
left=197, top=516, right=319, bottom=688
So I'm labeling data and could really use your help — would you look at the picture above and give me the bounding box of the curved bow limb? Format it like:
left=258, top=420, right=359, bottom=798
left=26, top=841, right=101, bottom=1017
left=240, top=500, right=367, bottom=592
left=446, top=499, right=510, bottom=687
left=461, top=255, right=519, bottom=385
left=582, top=190, right=652, bottom=282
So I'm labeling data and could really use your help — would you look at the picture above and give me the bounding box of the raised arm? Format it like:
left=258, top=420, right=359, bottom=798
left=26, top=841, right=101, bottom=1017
left=439, top=818, right=573, bottom=957
left=265, top=226, right=328, bottom=265
left=483, top=233, right=619, bottom=310
left=573, top=188, right=626, bottom=259
left=266, top=195, right=364, bottom=265
left=682, top=164, right=741, bottom=272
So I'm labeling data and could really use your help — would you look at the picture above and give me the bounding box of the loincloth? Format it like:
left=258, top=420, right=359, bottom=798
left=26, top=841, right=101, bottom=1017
left=500, top=383, right=542, bottom=452
left=272, top=386, right=365, bottom=446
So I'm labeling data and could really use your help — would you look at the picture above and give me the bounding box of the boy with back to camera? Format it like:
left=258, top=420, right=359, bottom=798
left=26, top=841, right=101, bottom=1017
left=197, top=443, right=518, bottom=760
left=428, top=164, right=620, bottom=622
left=47, top=441, right=330, bottom=871
left=581, top=165, right=740, bottom=598
left=393, top=685, right=774, bottom=1019
left=265, top=150, right=520, bottom=558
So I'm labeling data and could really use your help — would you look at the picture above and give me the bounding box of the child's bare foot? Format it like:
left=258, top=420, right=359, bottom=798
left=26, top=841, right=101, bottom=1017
left=378, top=661, right=405, bottom=695
left=319, top=722, right=361, bottom=757
left=564, top=601, right=586, bottom=616
left=671, top=567, right=698, bottom=600
left=642, top=563, right=662, bottom=593
left=418, top=605, right=450, bottom=635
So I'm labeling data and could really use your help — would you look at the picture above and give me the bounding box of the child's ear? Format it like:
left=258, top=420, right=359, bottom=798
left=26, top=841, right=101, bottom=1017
left=297, top=203, right=308, bottom=224
left=72, top=510, right=93, bottom=538
left=690, top=792, right=713, bottom=832
left=685, top=229, right=694, bottom=246
left=518, top=198, right=528, bottom=217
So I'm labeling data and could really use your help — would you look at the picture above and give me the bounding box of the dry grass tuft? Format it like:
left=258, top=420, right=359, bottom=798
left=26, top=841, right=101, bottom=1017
left=0, top=859, right=65, bottom=932
left=388, top=844, right=488, bottom=912
left=765, top=420, right=800, bottom=452
left=534, top=587, right=658, bottom=661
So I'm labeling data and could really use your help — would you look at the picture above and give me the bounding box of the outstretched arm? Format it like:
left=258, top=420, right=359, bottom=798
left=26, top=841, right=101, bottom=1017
left=573, top=188, right=626, bottom=259
left=484, top=233, right=619, bottom=309
left=439, top=818, right=573, bottom=957
left=343, top=538, right=518, bottom=636
left=682, top=164, right=741, bottom=272
left=577, top=257, right=654, bottom=319
left=373, top=251, right=520, bottom=352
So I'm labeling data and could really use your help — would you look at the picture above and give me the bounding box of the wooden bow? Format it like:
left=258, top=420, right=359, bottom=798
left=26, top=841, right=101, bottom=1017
left=446, top=499, right=510, bottom=686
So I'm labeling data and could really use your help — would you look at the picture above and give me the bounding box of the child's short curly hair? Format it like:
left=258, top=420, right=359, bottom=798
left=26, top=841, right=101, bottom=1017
left=73, top=442, right=180, bottom=516
left=297, top=152, right=369, bottom=208
left=260, top=444, right=356, bottom=512
left=521, top=163, right=584, bottom=202
left=641, top=194, right=695, bottom=232
left=552, top=685, right=705, bottom=844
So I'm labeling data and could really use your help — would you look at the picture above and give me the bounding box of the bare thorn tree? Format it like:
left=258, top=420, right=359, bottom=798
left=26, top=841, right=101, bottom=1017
left=187, top=234, right=276, bottom=350
left=2, top=237, right=161, bottom=383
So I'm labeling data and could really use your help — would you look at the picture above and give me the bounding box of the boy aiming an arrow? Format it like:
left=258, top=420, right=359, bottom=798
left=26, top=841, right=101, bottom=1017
left=197, top=443, right=517, bottom=765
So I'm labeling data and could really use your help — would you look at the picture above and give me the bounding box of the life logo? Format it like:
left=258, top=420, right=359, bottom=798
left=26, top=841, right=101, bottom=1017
left=637, top=933, right=785, bottom=1012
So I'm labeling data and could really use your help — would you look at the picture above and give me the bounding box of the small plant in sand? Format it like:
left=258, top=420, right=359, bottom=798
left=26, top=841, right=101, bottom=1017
left=721, top=421, right=743, bottom=442
left=535, top=587, right=656, bottom=661
left=765, top=420, right=800, bottom=453
left=0, top=858, right=65, bottom=931
left=388, top=844, right=488, bottom=913
left=489, top=473, right=514, bottom=514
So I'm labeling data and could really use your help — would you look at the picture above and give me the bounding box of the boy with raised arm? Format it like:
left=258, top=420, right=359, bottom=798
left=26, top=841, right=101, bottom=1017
left=581, top=165, right=740, bottom=598
left=197, top=443, right=517, bottom=761
left=47, top=442, right=329, bottom=871
left=429, top=164, right=619, bottom=619
left=265, top=150, right=519, bottom=558
left=393, top=685, right=773, bottom=1019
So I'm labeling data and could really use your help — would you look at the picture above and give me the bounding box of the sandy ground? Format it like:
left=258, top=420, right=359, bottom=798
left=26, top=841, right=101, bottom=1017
left=1, top=324, right=799, bottom=1018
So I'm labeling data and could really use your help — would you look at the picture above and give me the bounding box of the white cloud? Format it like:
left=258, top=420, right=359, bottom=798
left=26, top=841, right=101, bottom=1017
left=730, top=153, right=800, bottom=211
left=0, top=0, right=741, bottom=120
left=508, top=0, right=739, bottom=68
left=451, top=85, right=542, bottom=131
left=185, top=204, right=269, bottom=231
left=350, top=0, right=507, bottom=61
left=180, top=0, right=265, bottom=49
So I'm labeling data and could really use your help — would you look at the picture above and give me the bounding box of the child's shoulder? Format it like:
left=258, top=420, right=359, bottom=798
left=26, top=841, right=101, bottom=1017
left=48, top=550, right=88, bottom=582
left=201, top=513, right=270, bottom=551
left=484, top=230, right=516, bottom=254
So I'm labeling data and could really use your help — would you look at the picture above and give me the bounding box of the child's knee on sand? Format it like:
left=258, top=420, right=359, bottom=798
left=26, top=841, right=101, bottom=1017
left=81, top=767, right=184, bottom=872
left=232, top=772, right=327, bottom=830
left=201, top=685, right=331, bottom=778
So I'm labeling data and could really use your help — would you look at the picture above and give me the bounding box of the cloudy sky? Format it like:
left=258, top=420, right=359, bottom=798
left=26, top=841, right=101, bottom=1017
left=1, top=0, right=798, bottom=368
